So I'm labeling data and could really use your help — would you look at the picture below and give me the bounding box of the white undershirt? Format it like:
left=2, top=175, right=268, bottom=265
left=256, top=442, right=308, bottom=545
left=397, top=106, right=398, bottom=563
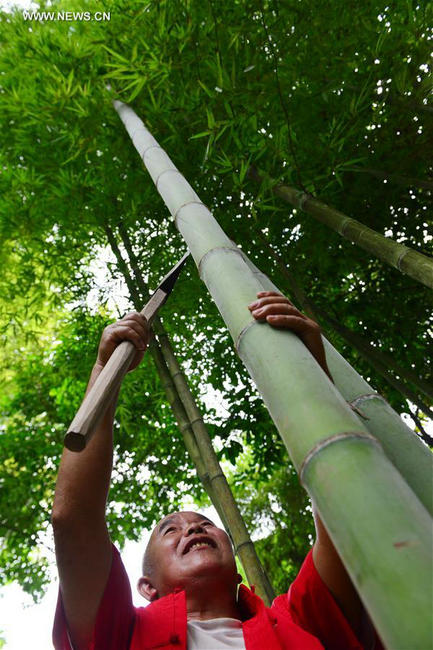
left=187, top=617, right=246, bottom=649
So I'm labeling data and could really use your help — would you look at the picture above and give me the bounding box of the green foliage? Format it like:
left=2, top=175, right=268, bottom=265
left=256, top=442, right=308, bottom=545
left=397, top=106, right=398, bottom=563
left=230, top=458, right=315, bottom=593
left=0, top=0, right=431, bottom=598
left=0, top=307, right=204, bottom=598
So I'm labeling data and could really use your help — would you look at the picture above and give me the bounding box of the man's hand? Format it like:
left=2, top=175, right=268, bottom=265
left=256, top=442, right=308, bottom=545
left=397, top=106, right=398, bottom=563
left=95, top=311, right=150, bottom=372
left=248, top=291, right=332, bottom=380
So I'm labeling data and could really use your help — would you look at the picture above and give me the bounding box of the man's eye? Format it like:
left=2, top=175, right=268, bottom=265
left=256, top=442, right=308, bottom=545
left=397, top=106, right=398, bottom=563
left=164, top=527, right=176, bottom=534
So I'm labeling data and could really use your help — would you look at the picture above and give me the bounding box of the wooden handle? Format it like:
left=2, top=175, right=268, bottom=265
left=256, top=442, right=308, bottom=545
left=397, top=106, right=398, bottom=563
left=64, top=341, right=136, bottom=451
left=64, top=288, right=168, bottom=451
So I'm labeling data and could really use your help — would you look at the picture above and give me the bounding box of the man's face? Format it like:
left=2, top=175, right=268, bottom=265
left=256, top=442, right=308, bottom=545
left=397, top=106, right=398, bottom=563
left=139, top=511, right=238, bottom=600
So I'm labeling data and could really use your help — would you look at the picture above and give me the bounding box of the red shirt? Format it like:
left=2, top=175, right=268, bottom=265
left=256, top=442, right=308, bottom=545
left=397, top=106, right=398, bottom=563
left=53, top=545, right=376, bottom=649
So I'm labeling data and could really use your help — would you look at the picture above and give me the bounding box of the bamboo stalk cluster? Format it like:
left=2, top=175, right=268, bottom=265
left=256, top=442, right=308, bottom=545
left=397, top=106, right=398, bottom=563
left=114, top=100, right=432, bottom=649
left=105, top=222, right=274, bottom=605
left=254, top=229, right=433, bottom=425
left=240, top=251, right=433, bottom=516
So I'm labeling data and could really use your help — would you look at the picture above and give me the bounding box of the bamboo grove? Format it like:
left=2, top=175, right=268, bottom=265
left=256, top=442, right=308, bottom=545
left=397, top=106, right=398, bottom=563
left=0, top=0, right=431, bottom=627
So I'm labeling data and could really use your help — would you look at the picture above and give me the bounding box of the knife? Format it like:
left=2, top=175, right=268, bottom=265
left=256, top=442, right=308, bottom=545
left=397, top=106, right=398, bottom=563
left=64, top=252, right=190, bottom=451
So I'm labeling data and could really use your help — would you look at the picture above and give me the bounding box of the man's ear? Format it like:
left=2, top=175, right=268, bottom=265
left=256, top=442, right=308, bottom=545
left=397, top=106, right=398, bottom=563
left=138, top=576, right=158, bottom=602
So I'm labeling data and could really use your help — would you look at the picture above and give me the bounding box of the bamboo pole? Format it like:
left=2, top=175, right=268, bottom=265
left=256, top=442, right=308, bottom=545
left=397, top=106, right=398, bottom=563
left=155, top=326, right=275, bottom=604
left=114, top=100, right=433, bottom=649
left=239, top=251, right=433, bottom=516
left=248, top=167, right=433, bottom=291
left=150, top=340, right=230, bottom=530
left=254, top=228, right=433, bottom=405
left=106, top=223, right=275, bottom=604
left=314, top=305, right=433, bottom=417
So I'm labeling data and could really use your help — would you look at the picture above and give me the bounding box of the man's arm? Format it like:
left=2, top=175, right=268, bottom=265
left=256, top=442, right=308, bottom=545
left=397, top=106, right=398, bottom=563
left=248, top=292, right=364, bottom=640
left=52, top=313, right=148, bottom=650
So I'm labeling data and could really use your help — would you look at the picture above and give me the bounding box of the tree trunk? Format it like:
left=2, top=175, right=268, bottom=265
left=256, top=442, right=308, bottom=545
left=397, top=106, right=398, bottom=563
left=114, top=100, right=433, bottom=649
left=105, top=222, right=275, bottom=604
left=150, top=339, right=229, bottom=529
left=248, top=167, right=433, bottom=291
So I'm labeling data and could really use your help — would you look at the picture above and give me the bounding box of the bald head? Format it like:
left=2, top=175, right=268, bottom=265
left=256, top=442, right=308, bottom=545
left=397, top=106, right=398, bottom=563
left=138, top=511, right=237, bottom=602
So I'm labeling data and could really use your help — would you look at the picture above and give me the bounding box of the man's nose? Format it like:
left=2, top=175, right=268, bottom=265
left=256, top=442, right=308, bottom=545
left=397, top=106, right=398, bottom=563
left=186, top=522, right=205, bottom=535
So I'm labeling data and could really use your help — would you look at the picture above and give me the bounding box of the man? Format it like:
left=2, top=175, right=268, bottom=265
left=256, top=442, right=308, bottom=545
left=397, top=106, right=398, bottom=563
left=52, top=292, right=379, bottom=649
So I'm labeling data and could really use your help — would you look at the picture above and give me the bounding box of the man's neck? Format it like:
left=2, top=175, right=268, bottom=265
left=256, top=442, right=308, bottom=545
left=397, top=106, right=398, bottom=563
left=185, top=580, right=240, bottom=621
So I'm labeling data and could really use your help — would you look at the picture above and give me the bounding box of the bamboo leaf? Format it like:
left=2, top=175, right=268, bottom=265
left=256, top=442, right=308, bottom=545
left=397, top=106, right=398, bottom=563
left=189, top=130, right=211, bottom=139
left=198, top=80, right=214, bottom=97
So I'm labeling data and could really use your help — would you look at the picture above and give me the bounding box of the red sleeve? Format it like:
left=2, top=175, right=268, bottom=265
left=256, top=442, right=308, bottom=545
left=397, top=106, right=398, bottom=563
left=285, top=549, right=383, bottom=650
left=52, top=544, right=135, bottom=650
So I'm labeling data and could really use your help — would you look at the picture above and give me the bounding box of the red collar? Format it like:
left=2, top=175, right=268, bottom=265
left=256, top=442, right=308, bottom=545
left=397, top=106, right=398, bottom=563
left=133, top=585, right=281, bottom=649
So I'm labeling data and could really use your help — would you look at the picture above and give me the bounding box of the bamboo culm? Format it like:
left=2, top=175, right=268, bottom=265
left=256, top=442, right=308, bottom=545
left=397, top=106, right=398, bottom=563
left=314, top=305, right=433, bottom=418
left=248, top=167, right=433, bottom=291
left=241, top=250, right=433, bottom=516
left=255, top=228, right=433, bottom=405
left=150, top=339, right=231, bottom=532
left=106, top=223, right=275, bottom=604
left=155, top=326, right=275, bottom=604
left=115, top=100, right=433, bottom=649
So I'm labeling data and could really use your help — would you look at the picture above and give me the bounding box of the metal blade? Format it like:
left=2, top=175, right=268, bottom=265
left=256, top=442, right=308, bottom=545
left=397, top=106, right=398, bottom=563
left=141, top=251, right=190, bottom=322
left=157, top=251, right=190, bottom=294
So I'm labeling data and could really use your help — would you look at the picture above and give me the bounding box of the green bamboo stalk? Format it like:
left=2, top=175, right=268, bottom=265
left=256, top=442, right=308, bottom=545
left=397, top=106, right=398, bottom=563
left=150, top=339, right=231, bottom=531
left=254, top=229, right=433, bottom=405
left=114, top=100, right=433, bottom=649
left=155, top=326, right=275, bottom=605
left=107, top=223, right=275, bottom=604
left=106, top=225, right=229, bottom=526
left=239, top=250, right=433, bottom=516
left=248, top=167, right=433, bottom=291
left=314, top=305, right=433, bottom=418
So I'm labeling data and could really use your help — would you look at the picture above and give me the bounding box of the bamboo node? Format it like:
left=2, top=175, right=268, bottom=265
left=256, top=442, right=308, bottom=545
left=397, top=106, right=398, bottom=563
left=348, top=403, right=370, bottom=420
left=296, top=192, right=311, bottom=210
left=396, top=246, right=410, bottom=271
left=339, top=216, right=353, bottom=237
left=350, top=393, right=388, bottom=409
left=141, top=144, right=163, bottom=160
left=299, top=431, right=381, bottom=485
left=235, top=319, right=263, bottom=354
left=155, top=168, right=181, bottom=189
left=174, top=200, right=207, bottom=228
left=197, top=246, right=244, bottom=280
left=189, top=416, right=204, bottom=427
left=235, top=539, right=253, bottom=554
left=209, top=471, right=226, bottom=483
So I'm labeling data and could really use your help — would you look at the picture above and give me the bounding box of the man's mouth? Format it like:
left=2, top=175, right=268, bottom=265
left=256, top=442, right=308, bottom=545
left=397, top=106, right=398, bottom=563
left=183, top=536, right=217, bottom=554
